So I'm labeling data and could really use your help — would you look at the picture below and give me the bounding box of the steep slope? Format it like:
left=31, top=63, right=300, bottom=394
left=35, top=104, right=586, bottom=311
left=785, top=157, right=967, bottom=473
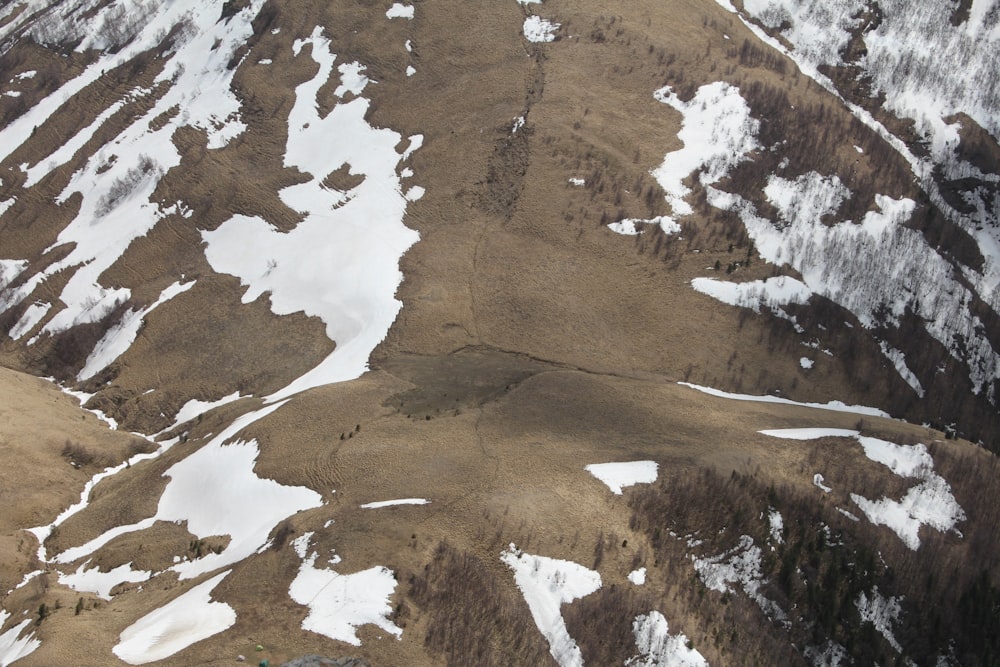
left=0, top=0, right=998, bottom=665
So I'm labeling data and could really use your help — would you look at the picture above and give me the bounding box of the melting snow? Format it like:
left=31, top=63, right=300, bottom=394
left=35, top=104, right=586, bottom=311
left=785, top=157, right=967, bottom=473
left=856, top=587, right=906, bottom=655
left=800, top=357, right=814, bottom=369
left=608, top=216, right=681, bottom=236
left=288, top=533, right=402, bottom=646
left=850, top=437, right=965, bottom=549
left=768, top=509, right=784, bottom=544
left=628, top=568, right=647, bottom=585
left=649, top=83, right=759, bottom=219
left=113, top=570, right=236, bottom=665
left=692, top=535, right=785, bottom=622
left=523, top=16, right=559, bottom=43
left=385, top=3, right=414, bottom=19
left=691, top=275, right=811, bottom=313
left=203, top=26, right=421, bottom=402
left=585, top=461, right=658, bottom=495
left=171, top=391, right=244, bottom=428
left=761, top=429, right=965, bottom=549
left=626, top=610, right=708, bottom=667
left=359, top=498, right=430, bottom=509
left=54, top=402, right=323, bottom=580
left=58, top=561, right=151, bottom=600
left=77, top=280, right=195, bottom=380
left=0, top=610, right=39, bottom=666
left=681, top=382, right=889, bottom=416
left=813, top=473, right=832, bottom=493
left=501, top=544, right=601, bottom=667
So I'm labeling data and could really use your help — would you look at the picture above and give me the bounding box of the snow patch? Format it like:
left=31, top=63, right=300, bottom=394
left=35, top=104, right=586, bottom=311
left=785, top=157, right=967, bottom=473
left=204, top=27, right=421, bottom=402
left=626, top=610, right=708, bottom=667
left=691, top=275, right=811, bottom=313
left=693, top=535, right=784, bottom=621
left=628, top=568, right=647, bottom=586
left=359, top=498, right=430, bottom=509
left=523, top=16, right=559, bottom=42
left=813, top=474, right=832, bottom=493
left=0, top=610, right=39, bottom=666
left=608, top=216, right=681, bottom=236
left=585, top=461, right=658, bottom=495
left=385, top=3, right=413, bottom=19
left=800, top=357, right=814, bottom=369
left=113, top=570, right=236, bottom=665
left=856, top=587, right=906, bottom=655
left=681, top=382, right=889, bottom=416
left=58, top=561, right=151, bottom=600
left=288, top=533, right=402, bottom=646
left=501, top=544, right=601, bottom=667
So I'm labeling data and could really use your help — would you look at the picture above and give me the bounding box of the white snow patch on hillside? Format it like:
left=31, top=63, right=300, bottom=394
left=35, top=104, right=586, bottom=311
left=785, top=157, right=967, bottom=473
left=628, top=568, right=647, bottom=585
left=360, top=498, right=430, bottom=509
left=856, top=587, right=906, bottom=655
left=768, top=509, right=784, bottom=544
left=8, top=301, right=48, bottom=339
left=878, top=342, right=924, bottom=397
left=849, top=437, right=965, bottom=549
left=585, top=461, right=658, bottom=494
left=54, top=402, right=323, bottom=580
left=78, top=280, right=195, bottom=380
left=693, top=535, right=785, bottom=622
left=760, top=428, right=859, bottom=440
left=385, top=3, right=414, bottom=19
left=58, top=561, right=151, bottom=600
left=680, top=382, right=889, bottom=416
left=649, top=83, right=759, bottom=218
left=171, top=391, right=244, bottom=427
left=804, top=640, right=850, bottom=667
left=335, top=62, right=370, bottom=97
left=501, top=544, right=601, bottom=667
left=0, top=259, right=26, bottom=291
left=761, top=429, right=965, bottom=549
left=0, top=610, right=39, bottom=666
left=708, top=172, right=1000, bottom=398
left=523, top=16, right=559, bottom=42
left=813, top=474, right=832, bottom=493
left=717, top=0, right=1000, bottom=380
left=800, top=357, right=814, bottom=369
left=0, top=1, right=266, bottom=351
left=608, top=216, right=681, bottom=236
left=626, top=610, right=709, bottom=667
left=113, top=570, right=236, bottom=665
left=288, top=533, right=402, bottom=646
left=204, top=27, right=421, bottom=402
left=691, top=275, right=811, bottom=313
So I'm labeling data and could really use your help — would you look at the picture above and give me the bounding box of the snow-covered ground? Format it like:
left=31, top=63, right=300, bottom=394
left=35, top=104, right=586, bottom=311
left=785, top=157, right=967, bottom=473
left=585, top=461, right=659, bottom=495
left=359, top=498, right=430, bottom=509
left=628, top=567, right=647, bottom=585
left=501, top=544, right=602, bottom=667
left=681, top=382, right=889, bottom=417
left=113, top=571, right=236, bottom=665
left=523, top=16, right=559, bottom=42
left=692, top=535, right=785, bottom=622
left=626, top=611, right=709, bottom=667
left=288, top=533, right=402, bottom=646
left=204, top=26, right=422, bottom=402
left=0, top=610, right=39, bottom=667
left=761, top=429, right=965, bottom=549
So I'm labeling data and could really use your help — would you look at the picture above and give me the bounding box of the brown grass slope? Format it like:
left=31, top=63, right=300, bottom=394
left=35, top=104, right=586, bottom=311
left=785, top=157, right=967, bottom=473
left=0, top=0, right=999, bottom=665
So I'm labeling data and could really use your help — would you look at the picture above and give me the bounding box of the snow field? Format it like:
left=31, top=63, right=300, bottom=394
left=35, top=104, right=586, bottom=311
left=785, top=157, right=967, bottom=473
left=1, top=1, right=266, bottom=348
left=112, top=571, right=236, bottom=665
left=523, top=16, right=559, bottom=42
left=680, top=382, right=888, bottom=417
left=692, top=535, right=785, bottom=622
left=0, top=610, right=39, bottom=667
left=359, top=498, right=430, bottom=509
left=585, top=460, right=658, bottom=494
left=501, top=545, right=602, bottom=667
left=204, top=26, right=422, bottom=402
left=288, top=533, right=402, bottom=646
left=761, top=429, right=965, bottom=549
left=626, top=611, right=709, bottom=667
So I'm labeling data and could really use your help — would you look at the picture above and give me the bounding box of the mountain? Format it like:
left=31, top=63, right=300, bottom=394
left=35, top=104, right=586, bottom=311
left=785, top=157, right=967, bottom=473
left=0, top=0, right=998, bottom=665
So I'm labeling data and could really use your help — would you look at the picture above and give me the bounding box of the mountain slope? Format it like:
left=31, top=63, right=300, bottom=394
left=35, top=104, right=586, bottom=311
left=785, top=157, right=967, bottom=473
left=0, top=0, right=998, bottom=665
